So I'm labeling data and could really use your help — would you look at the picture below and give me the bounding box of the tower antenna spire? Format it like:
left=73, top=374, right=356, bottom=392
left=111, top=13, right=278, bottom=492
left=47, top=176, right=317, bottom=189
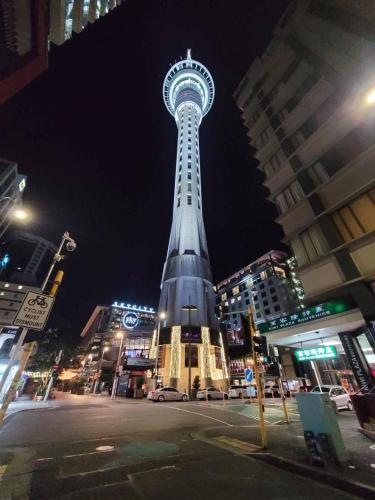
left=187, top=48, right=191, bottom=59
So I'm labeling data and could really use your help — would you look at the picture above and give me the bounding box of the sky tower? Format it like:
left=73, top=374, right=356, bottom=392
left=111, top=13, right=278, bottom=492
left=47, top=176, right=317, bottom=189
left=154, top=51, right=228, bottom=391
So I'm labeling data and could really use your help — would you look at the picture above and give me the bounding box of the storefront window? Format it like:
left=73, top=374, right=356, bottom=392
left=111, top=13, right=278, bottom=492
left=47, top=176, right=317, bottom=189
left=184, top=345, right=198, bottom=367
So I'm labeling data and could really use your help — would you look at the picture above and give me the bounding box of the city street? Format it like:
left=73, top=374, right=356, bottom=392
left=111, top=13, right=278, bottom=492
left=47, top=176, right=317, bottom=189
left=0, top=394, right=372, bottom=499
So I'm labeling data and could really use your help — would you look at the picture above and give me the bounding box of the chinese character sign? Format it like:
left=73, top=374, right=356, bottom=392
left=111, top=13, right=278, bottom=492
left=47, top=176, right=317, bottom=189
left=295, top=345, right=338, bottom=362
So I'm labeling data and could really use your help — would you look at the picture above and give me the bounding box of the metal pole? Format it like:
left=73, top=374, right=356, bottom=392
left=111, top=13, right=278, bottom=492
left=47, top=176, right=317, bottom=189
left=111, top=333, right=125, bottom=400
left=0, top=327, right=28, bottom=400
left=41, top=233, right=67, bottom=292
left=188, top=296, right=192, bottom=400
left=43, top=349, right=63, bottom=402
left=154, top=320, right=161, bottom=389
left=248, top=306, right=267, bottom=448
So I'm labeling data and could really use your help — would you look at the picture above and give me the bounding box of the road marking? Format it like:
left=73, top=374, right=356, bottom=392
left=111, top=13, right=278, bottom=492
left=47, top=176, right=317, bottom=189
left=96, top=445, right=115, bottom=452
left=213, top=436, right=260, bottom=453
left=162, top=405, right=233, bottom=426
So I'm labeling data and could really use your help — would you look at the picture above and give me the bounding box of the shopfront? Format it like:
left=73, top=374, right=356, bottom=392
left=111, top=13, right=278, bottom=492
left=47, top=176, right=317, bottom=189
left=259, top=300, right=375, bottom=392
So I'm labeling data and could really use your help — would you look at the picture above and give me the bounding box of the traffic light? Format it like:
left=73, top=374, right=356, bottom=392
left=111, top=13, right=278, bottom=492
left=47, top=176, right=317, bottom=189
left=266, top=362, right=280, bottom=377
left=122, top=356, right=128, bottom=370
left=252, top=335, right=268, bottom=357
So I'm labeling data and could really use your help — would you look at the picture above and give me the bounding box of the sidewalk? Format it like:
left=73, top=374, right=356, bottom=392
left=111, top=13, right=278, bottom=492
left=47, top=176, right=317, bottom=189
left=200, top=407, right=375, bottom=498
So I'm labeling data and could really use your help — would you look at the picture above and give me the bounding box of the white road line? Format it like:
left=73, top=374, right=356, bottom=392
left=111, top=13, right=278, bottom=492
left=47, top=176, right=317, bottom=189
left=161, top=405, right=233, bottom=426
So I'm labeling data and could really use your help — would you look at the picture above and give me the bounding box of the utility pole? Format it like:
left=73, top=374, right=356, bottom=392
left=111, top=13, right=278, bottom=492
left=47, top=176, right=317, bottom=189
left=43, top=349, right=63, bottom=403
left=248, top=306, right=267, bottom=448
left=111, top=331, right=126, bottom=400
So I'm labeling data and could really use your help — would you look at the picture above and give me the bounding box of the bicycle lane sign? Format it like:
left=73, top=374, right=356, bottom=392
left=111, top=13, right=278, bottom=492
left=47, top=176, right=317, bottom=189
left=13, top=292, right=55, bottom=331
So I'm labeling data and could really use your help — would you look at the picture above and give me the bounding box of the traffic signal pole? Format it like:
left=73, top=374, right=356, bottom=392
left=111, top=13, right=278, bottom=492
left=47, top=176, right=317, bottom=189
left=248, top=306, right=267, bottom=448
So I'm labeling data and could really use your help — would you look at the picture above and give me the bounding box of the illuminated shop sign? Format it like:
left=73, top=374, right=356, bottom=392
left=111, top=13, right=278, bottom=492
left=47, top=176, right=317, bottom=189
left=122, top=312, right=139, bottom=330
left=259, top=301, right=350, bottom=334
left=112, top=301, right=155, bottom=313
left=295, top=345, right=338, bottom=362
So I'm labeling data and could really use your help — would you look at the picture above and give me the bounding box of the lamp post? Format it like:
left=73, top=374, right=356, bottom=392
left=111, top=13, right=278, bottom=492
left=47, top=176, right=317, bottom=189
left=93, top=345, right=109, bottom=394
left=181, top=298, right=198, bottom=399
left=154, top=312, right=166, bottom=389
left=111, top=331, right=126, bottom=400
left=41, top=232, right=76, bottom=291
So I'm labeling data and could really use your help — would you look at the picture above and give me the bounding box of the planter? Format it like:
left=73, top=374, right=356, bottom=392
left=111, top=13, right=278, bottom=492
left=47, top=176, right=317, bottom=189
left=134, top=388, right=144, bottom=399
left=34, top=395, right=43, bottom=402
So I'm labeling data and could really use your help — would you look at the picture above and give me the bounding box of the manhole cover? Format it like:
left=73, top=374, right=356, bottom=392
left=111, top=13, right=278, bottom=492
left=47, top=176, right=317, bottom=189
left=96, top=445, right=115, bottom=452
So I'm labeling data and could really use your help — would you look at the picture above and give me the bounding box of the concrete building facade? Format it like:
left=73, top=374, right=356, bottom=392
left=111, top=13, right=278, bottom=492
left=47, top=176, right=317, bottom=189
left=234, top=0, right=375, bottom=390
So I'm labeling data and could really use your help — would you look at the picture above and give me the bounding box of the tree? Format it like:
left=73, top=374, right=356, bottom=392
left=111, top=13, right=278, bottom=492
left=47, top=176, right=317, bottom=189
left=193, top=375, right=200, bottom=390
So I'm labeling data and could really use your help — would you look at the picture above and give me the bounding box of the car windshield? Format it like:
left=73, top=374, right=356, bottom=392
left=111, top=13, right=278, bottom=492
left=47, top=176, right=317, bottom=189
left=312, top=387, right=330, bottom=392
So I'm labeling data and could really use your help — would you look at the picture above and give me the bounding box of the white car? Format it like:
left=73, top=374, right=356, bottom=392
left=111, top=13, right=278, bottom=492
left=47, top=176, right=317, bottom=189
left=197, top=386, right=228, bottom=400
left=148, top=387, right=189, bottom=402
left=229, top=385, right=251, bottom=399
left=311, top=385, right=353, bottom=410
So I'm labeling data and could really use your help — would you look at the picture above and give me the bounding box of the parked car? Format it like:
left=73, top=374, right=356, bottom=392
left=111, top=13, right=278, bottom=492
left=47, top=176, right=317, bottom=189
left=263, top=381, right=280, bottom=397
left=229, top=385, right=249, bottom=399
left=148, top=386, right=189, bottom=402
left=197, top=386, right=228, bottom=400
left=311, top=385, right=353, bottom=410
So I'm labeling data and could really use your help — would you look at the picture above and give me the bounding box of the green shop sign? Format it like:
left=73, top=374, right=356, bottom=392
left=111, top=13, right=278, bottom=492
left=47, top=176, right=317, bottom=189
left=295, top=345, right=338, bottom=362
left=258, top=301, right=350, bottom=334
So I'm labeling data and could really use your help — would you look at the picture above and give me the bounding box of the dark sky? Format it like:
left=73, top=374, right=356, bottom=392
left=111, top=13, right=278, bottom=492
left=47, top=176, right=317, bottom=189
left=0, top=0, right=288, bottom=341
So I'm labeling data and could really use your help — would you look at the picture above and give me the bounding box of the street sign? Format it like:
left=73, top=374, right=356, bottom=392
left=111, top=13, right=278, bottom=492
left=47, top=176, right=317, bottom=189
left=13, top=292, right=55, bottom=331
left=295, top=345, right=338, bottom=362
left=244, top=368, right=253, bottom=383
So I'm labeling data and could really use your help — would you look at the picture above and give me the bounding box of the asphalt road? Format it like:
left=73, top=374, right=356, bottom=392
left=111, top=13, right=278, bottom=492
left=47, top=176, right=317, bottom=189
left=0, top=395, right=360, bottom=499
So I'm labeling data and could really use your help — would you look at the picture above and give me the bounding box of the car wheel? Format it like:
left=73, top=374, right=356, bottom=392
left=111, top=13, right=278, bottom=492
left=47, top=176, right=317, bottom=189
left=182, top=394, right=188, bottom=402
left=158, top=395, right=164, bottom=402
left=239, top=392, right=243, bottom=399
left=207, top=394, right=212, bottom=400
left=224, top=394, right=228, bottom=400
left=348, top=400, right=353, bottom=411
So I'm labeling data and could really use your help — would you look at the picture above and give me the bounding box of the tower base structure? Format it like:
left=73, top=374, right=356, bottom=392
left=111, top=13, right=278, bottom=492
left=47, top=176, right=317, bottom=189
left=151, top=326, right=229, bottom=392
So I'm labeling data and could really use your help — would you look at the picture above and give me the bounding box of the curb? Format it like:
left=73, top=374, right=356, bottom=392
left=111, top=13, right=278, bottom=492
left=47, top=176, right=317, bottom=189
left=249, top=452, right=375, bottom=499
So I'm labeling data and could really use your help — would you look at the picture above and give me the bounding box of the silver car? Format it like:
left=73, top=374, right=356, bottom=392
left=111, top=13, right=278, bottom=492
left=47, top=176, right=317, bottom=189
left=197, top=386, right=229, bottom=400
left=149, top=386, right=189, bottom=402
left=311, top=385, right=353, bottom=410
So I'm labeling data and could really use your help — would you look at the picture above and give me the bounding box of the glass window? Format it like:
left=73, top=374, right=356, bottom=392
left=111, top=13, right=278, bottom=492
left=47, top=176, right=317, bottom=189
left=221, top=293, right=227, bottom=301
left=185, top=344, right=198, bottom=367
left=232, top=285, right=240, bottom=295
left=270, top=287, right=275, bottom=294
left=263, top=300, right=269, bottom=306
left=187, top=195, right=192, bottom=205
left=274, top=305, right=281, bottom=311
left=261, top=291, right=266, bottom=298
left=332, top=190, right=375, bottom=243
left=264, top=308, right=270, bottom=315
left=272, top=295, right=278, bottom=303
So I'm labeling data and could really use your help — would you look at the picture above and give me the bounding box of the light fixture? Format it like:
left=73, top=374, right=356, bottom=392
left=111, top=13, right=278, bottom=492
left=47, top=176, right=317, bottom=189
left=366, top=87, right=375, bottom=105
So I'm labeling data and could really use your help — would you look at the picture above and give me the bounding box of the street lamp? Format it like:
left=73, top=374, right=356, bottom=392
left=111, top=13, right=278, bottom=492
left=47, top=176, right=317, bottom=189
left=111, top=331, right=126, bottom=399
left=181, top=299, right=198, bottom=399
left=154, top=311, right=166, bottom=389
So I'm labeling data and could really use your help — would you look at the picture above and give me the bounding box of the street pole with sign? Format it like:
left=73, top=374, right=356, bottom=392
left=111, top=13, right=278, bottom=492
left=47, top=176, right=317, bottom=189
left=248, top=305, right=267, bottom=448
left=111, top=331, right=126, bottom=400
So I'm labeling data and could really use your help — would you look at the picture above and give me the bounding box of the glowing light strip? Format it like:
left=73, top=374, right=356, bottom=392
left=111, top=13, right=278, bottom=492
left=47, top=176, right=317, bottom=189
left=220, top=331, right=229, bottom=380
left=201, top=327, right=212, bottom=381
left=112, top=302, right=155, bottom=313
left=170, top=326, right=181, bottom=379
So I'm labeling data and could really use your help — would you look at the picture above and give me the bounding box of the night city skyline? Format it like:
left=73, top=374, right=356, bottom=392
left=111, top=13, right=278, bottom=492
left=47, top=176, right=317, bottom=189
left=0, top=0, right=287, bottom=338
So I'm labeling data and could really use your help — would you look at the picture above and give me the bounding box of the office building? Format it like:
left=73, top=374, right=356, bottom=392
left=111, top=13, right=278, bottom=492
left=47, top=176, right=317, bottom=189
left=0, top=158, right=26, bottom=241
left=1, top=231, right=57, bottom=287
left=50, top=0, right=126, bottom=45
left=234, top=0, right=375, bottom=391
left=157, top=50, right=228, bottom=390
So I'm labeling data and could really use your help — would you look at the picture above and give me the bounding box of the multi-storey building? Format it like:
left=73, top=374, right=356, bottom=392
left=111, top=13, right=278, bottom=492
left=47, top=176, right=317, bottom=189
left=81, top=301, right=157, bottom=395
left=0, top=1, right=126, bottom=105
left=0, top=0, right=49, bottom=105
left=1, top=231, right=57, bottom=286
left=50, top=0, right=126, bottom=45
left=215, top=250, right=300, bottom=381
left=0, top=159, right=26, bottom=241
left=234, top=0, right=375, bottom=391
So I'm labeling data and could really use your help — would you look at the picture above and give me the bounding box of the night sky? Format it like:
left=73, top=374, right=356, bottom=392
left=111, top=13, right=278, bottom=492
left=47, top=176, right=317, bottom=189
left=0, top=0, right=288, bottom=341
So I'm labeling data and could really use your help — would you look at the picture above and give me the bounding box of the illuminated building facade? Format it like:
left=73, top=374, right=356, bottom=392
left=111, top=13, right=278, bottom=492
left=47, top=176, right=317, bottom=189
left=50, top=0, right=126, bottom=45
left=156, top=51, right=228, bottom=390
left=0, top=159, right=27, bottom=241
left=81, top=302, right=157, bottom=396
left=215, top=250, right=300, bottom=380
